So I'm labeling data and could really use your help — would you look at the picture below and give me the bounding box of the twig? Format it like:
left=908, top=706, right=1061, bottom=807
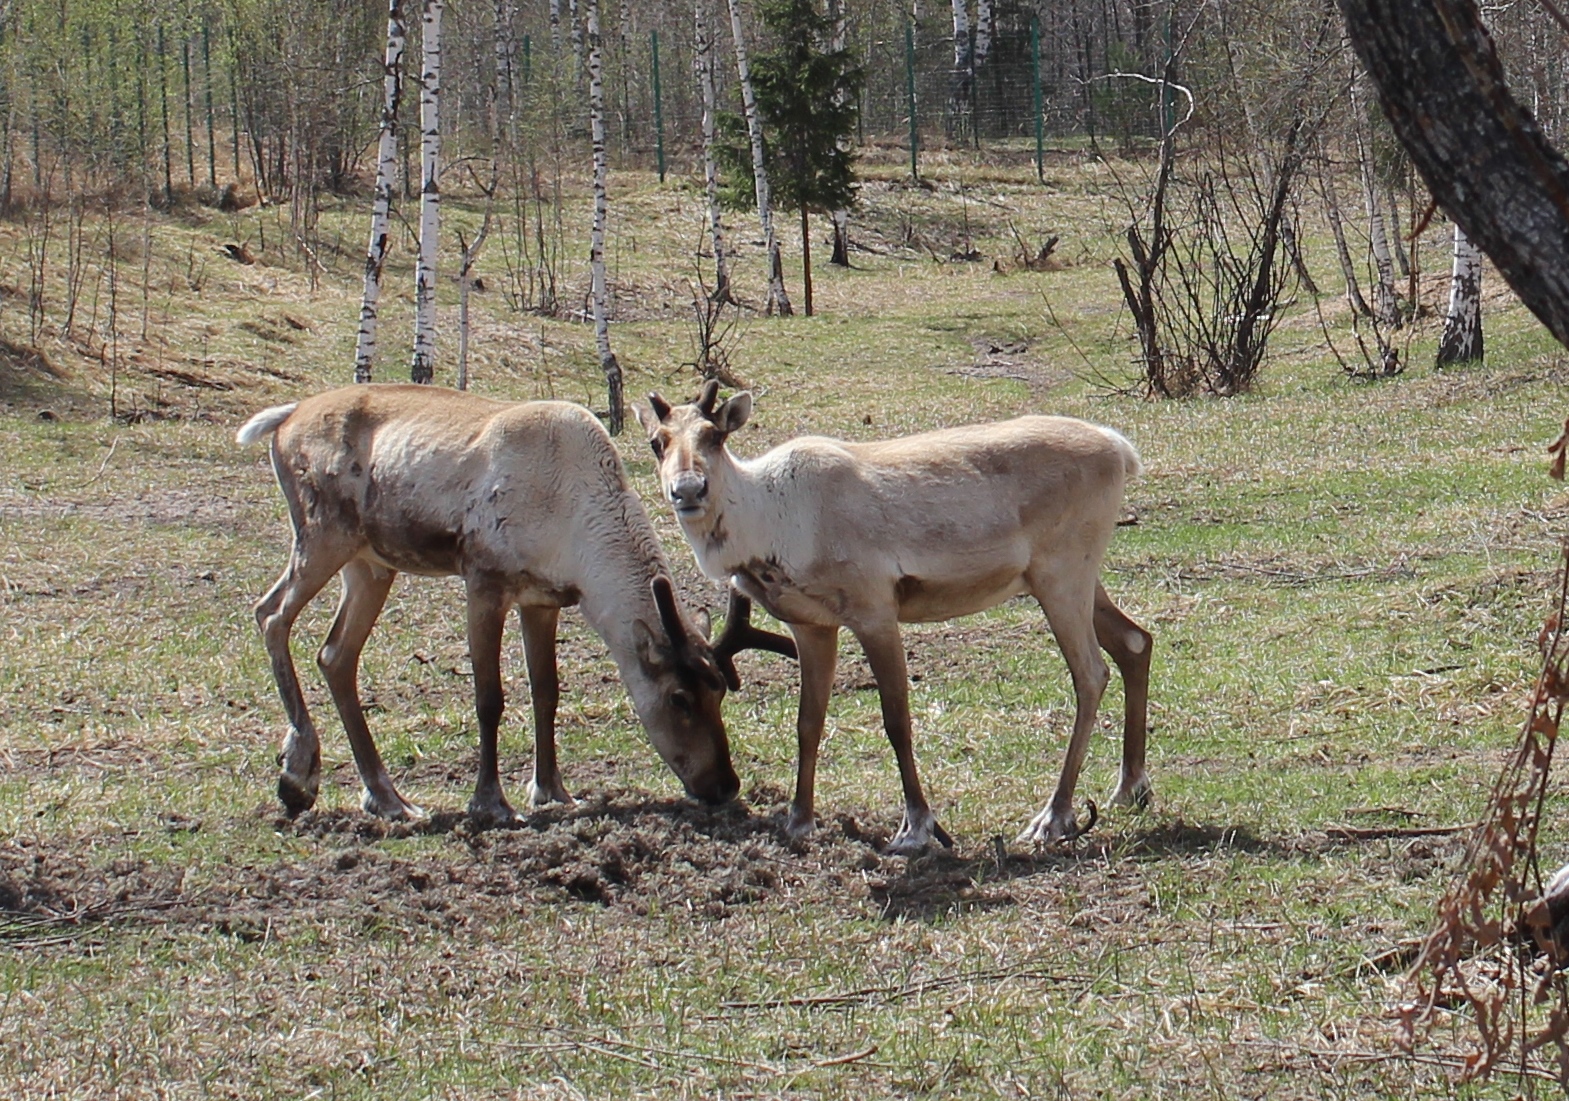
left=714, top=966, right=1078, bottom=1013
left=68, top=435, right=120, bottom=488
left=1326, top=822, right=1476, bottom=841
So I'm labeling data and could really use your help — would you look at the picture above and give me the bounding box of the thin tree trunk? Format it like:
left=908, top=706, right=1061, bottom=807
left=695, top=0, right=732, bottom=300
left=725, top=0, right=791, bottom=315
left=1436, top=222, right=1483, bottom=364
left=1318, top=144, right=1370, bottom=317
left=800, top=203, right=813, bottom=316
left=587, top=0, right=623, bottom=433
left=411, top=0, right=443, bottom=385
left=355, top=0, right=406, bottom=385
left=1349, top=70, right=1400, bottom=328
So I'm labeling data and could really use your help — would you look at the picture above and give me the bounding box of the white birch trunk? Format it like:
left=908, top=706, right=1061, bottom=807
left=587, top=0, right=624, bottom=433
left=1436, top=223, right=1484, bottom=365
left=549, top=0, right=562, bottom=53
left=828, top=0, right=850, bottom=267
left=975, top=0, right=992, bottom=69
left=725, top=0, right=791, bottom=316
left=950, top=0, right=969, bottom=73
left=411, top=0, right=443, bottom=384
left=354, top=0, right=406, bottom=385
left=494, top=0, right=516, bottom=135
left=1348, top=71, right=1399, bottom=328
left=695, top=0, right=731, bottom=299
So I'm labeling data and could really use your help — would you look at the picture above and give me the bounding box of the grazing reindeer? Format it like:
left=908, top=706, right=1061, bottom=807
left=638, top=382, right=1152, bottom=853
left=237, top=383, right=754, bottom=824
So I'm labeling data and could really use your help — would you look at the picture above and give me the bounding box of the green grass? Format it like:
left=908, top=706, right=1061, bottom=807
left=1, top=151, right=1565, bottom=1097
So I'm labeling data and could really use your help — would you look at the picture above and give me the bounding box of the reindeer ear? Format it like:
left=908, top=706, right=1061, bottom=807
left=692, top=607, right=713, bottom=642
left=714, top=391, right=753, bottom=435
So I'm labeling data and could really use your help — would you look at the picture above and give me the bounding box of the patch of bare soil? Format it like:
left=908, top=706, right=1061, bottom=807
left=1, top=792, right=1447, bottom=954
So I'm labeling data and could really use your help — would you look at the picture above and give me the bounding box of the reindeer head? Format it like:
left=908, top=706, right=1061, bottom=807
left=635, top=379, right=751, bottom=523
left=620, top=575, right=740, bottom=804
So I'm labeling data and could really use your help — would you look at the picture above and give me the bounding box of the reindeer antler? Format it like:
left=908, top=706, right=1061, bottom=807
left=695, top=379, right=721, bottom=416
left=711, top=590, right=798, bottom=691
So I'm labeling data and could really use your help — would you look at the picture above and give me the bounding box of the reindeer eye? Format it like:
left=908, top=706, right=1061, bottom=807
left=670, top=689, right=694, bottom=714
left=649, top=436, right=666, bottom=460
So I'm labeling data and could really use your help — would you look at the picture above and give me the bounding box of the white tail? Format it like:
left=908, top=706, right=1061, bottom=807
left=235, top=403, right=298, bottom=446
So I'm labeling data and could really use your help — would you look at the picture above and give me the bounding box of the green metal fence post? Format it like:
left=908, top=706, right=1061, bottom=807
left=905, top=21, right=918, bottom=182
left=651, top=29, right=666, bottom=182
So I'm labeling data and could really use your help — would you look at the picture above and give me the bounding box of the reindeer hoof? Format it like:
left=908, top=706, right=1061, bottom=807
left=1110, top=772, right=1153, bottom=810
left=361, top=788, right=425, bottom=822
left=276, top=773, right=319, bottom=817
left=784, top=808, right=816, bottom=841
left=466, top=798, right=519, bottom=829
left=1016, top=800, right=1098, bottom=846
left=886, top=809, right=952, bottom=855
left=526, top=778, right=574, bottom=808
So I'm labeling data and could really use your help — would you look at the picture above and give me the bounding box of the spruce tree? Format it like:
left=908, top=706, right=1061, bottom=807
left=717, top=0, right=862, bottom=316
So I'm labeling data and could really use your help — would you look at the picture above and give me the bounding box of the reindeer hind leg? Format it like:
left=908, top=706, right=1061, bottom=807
left=317, top=558, right=420, bottom=820
left=1094, top=583, right=1153, bottom=810
left=255, top=538, right=356, bottom=815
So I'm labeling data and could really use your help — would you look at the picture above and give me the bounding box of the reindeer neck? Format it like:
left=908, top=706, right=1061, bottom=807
left=684, top=447, right=793, bottom=580
left=573, top=487, right=672, bottom=664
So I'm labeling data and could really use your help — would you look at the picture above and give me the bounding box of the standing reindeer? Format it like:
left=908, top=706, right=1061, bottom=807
left=638, top=381, right=1152, bottom=853
left=237, top=383, right=765, bottom=824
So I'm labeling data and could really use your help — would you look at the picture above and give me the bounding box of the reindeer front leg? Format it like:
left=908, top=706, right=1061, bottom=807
left=466, top=583, right=517, bottom=827
left=853, top=621, right=953, bottom=854
left=517, top=604, right=572, bottom=806
left=786, top=623, right=839, bottom=839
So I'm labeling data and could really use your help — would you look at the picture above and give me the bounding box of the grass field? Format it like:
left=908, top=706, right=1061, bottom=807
left=3, top=149, right=1569, bottom=1098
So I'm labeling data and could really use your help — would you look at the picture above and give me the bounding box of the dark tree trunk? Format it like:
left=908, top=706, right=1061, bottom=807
left=1337, top=0, right=1569, bottom=349
left=800, top=203, right=813, bottom=317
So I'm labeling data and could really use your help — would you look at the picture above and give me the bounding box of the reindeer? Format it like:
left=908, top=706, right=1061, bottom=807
left=236, top=383, right=781, bottom=824
left=637, top=381, right=1152, bottom=853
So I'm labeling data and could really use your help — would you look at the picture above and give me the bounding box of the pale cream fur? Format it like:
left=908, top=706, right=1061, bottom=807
left=640, top=386, right=1152, bottom=852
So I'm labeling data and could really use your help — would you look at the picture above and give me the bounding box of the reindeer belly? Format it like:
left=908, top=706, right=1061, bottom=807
left=895, top=565, right=1028, bottom=622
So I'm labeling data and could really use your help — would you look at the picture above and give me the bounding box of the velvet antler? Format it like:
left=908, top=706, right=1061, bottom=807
left=711, top=590, right=798, bottom=691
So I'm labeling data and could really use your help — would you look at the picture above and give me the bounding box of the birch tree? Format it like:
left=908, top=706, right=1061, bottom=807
left=696, top=0, right=732, bottom=300
left=410, top=0, right=443, bottom=385
left=1349, top=65, right=1401, bottom=328
left=827, top=0, right=850, bottom=267
left=587, top=0, right=624, bottom=433
left=725, top=0, right=792, bottom=316
left=1436, top=222, right=1483, bottom=364
left=354, top=0, right=407, bottom=384
left=949, top=0, right=971, bottom=131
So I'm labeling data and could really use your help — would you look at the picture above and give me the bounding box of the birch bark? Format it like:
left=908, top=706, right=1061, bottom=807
left=828, top=0, right=850, bottom=267
left=1436, top=223, right=1483, bottom=364
left=725, top=0, right=792, bottom=315
left=354, top=0, right=406, bottom=384
left=410, top=0, right=443, bottom=384
left=587, top=0, right=624, bottom=433
left=695, top=0, right=732, bottom=299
